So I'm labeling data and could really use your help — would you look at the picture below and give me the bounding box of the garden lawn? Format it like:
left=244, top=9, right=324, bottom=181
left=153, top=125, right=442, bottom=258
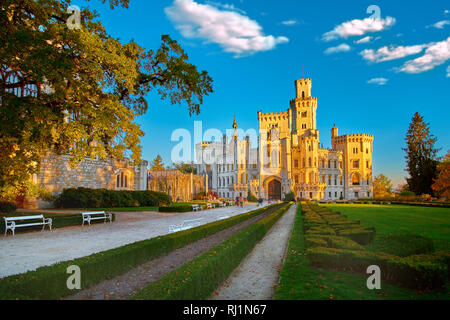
left=321, top=204, right=450, bottom=251
left=275, top=205, right=450, bottom=300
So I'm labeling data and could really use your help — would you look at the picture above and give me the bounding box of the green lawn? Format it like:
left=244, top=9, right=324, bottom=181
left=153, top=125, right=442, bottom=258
left=322, top=204, right=450, bottom=251
left=275, top=204, right=450, bottom=300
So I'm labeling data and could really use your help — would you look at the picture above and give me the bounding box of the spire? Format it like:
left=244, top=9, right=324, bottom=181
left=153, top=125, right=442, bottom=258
left=233, top=114, right=237, bottom=129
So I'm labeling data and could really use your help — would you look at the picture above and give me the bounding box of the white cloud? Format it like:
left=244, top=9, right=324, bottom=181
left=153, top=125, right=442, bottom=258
left=323, top=17, right=396, bottom=41
left=399, top=37, right=450, bottom=73
left=281, top=19, right=299, bottom=26
left=445, top=10, right=449, bottom=15
left=426, top=20, right=450, bottom=29
left=360, top=44, right=426, bottom=62
left=324, top=43, right=351, bottom=55
left=165, top=0, right=289, bottom=57
left=355, top=36, right=373, bottom=44
left=367, top=78, right=388, bottom=85
left=205, top=1, right=246, bottom=15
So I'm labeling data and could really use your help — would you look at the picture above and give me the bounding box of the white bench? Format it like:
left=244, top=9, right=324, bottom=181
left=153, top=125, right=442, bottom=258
left=206, top=203, right=213, bottom=209
left=81, top=211, right=112, bottom=226
left=192, top=204, right=202, bottom=211
left=228, top=201, right=234, bottom=206
left=169, top=218, right=204, bottom=233
left=219, top=202, right=226, bottom=207
left=4, top=215, right=52, bottom=236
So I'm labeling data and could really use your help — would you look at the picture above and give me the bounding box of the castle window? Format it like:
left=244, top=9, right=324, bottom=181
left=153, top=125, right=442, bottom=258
left=294, top=159, right=299, bottom=168
left=295, top=175, right=299, bottom=183
left=366, top=161, right=369, bottom=169
left=334, top=161, right=337, bottom=169
left=308, top=157, right=312, bottom=167
left=366, top=148, right=369, bottom=154
left=353, top=160, right=360, bottom=169
left=328, top=160, right=331, bottom=168
left=352, top=173, right=361, bottom=186
left=328, top=175, right=331, bottom=185
left=302, top=158, right=306, bottom=168
left=302, top=91, right=305, bottom=99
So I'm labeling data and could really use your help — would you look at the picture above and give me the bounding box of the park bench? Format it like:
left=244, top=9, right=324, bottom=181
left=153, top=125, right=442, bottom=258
left=169, top=218, right=204, bottom=233
left=219, top=202, right=226, bottom=207
left=206, top=203, right=213, bottom=209
left=228, top=201, right=234, bottom=206
left=4, top=215, right=52, bottom=236
left=192, top=204, right=202, bottom=211
left=81, top=211, right=112, bottom=226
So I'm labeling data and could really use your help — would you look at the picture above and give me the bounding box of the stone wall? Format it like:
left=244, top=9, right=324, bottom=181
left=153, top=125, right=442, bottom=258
left=34, top=154, right=148, bottom=194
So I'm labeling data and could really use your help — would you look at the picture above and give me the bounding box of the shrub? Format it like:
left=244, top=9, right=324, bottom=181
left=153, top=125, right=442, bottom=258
left=0, top=201, right=18, bottom=213
left=283, top=191, right=295, bottom=202
left=305, top=236, right=328, bottom=248
left=307, top=247, right=447, bottom=290
left=158, top=205, right=192, bottom=213
left=367, top=234, right=435, bottom=257
left=54, top=188, right=172, bottom=208
left=247, top=192, right=258, bottom=202
left=337, top=227, right=375, bottom=245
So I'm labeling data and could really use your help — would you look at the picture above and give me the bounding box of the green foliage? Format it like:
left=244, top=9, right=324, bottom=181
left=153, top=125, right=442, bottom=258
left=53, top=188, right=171, bottom=208
left=337, top=227, right=376, bottom=245
left=174, top=162, right=197, bottom=174
left=0, top=201, right=17, bottom=213
left=403, top=112, right=440, bottom=196
left=307, top=246, right=447, bottom=290
left=367, top=235, right=435, bottom=257
left=158, top=205, right=192, bottom=213
left=0, top=203, right=280, bottom=299
left=247, top=192, right=258, bottom=202
left=283, top=191, right=295, bottom=202
left=132, top=203, right=291, bottom=300
left=0, top=0, right=213, bottom=189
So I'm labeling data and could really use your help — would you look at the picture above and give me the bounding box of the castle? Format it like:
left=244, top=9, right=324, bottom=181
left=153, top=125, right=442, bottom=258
left=196, top=78, right=374, bottom=201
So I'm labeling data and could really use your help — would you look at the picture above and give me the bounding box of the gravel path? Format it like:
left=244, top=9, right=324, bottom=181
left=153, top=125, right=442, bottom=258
left=0, top=204, right=267, bottom=278
left=209, top=204, right=297, bottom=300
left=65, top=205, right=279, bottom=300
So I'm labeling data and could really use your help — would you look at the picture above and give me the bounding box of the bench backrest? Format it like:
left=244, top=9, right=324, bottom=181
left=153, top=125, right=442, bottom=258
left=81, top=211, right=106, bottom=216
left=4, top=215, right=44, bottom=222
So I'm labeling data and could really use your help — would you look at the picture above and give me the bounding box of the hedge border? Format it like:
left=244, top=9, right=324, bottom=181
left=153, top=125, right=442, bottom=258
left=131, top=202, right=292, bottom=300
left=0, top=203, right=281, bottom=300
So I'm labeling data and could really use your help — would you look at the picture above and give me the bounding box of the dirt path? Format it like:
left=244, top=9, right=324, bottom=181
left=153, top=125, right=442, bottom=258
left=65, top=205, right=281, bottom=300
left=209, top=204, right=297, bottom=300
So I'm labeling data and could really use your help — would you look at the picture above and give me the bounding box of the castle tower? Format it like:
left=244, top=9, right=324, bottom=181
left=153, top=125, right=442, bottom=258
left=290, top=78, right=318, bottom=136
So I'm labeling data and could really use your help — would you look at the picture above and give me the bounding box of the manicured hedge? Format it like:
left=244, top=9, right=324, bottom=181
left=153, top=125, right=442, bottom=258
left=0, top=201, right=17, bottom=213
left=0, top=203, right=281, bottom=300
left=54, top=188, right=171, bottom=208
left=132, top=203, right=292, bottom=300
left=307, top=246, right=448, bottom=290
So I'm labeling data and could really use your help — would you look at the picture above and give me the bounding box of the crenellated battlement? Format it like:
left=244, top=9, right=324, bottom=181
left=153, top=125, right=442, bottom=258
left=258, top=110, right=290, bottom=120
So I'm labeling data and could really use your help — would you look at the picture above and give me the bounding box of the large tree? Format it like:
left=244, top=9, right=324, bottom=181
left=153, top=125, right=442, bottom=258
left=432, top=151, right=450, bottom=199
left=403, top=112, right=439, bottom=196
left=0, top=0, right=213, bottom=191
left=373, top=174, right=393, bottom=198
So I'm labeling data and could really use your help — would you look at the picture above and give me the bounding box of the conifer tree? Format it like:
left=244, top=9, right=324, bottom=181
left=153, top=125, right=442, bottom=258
left=403, top=112, right=439, bottom=196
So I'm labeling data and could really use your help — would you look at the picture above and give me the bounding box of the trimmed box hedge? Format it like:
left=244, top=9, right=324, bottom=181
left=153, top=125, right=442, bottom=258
left=132, top=202, right=292, bottom=300
left=54, top=188, right=172, bottom=208
left=0, top=203, right=281, bottom=300
left=307, top=246, right=448, bottom=290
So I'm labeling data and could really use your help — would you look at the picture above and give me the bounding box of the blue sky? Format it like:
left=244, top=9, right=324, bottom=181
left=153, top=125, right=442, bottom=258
left=83, top=0, right=449, bottom=186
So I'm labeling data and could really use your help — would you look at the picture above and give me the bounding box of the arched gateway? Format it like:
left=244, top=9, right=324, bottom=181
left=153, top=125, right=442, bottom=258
left=268, top=179, right=282, bottom=200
